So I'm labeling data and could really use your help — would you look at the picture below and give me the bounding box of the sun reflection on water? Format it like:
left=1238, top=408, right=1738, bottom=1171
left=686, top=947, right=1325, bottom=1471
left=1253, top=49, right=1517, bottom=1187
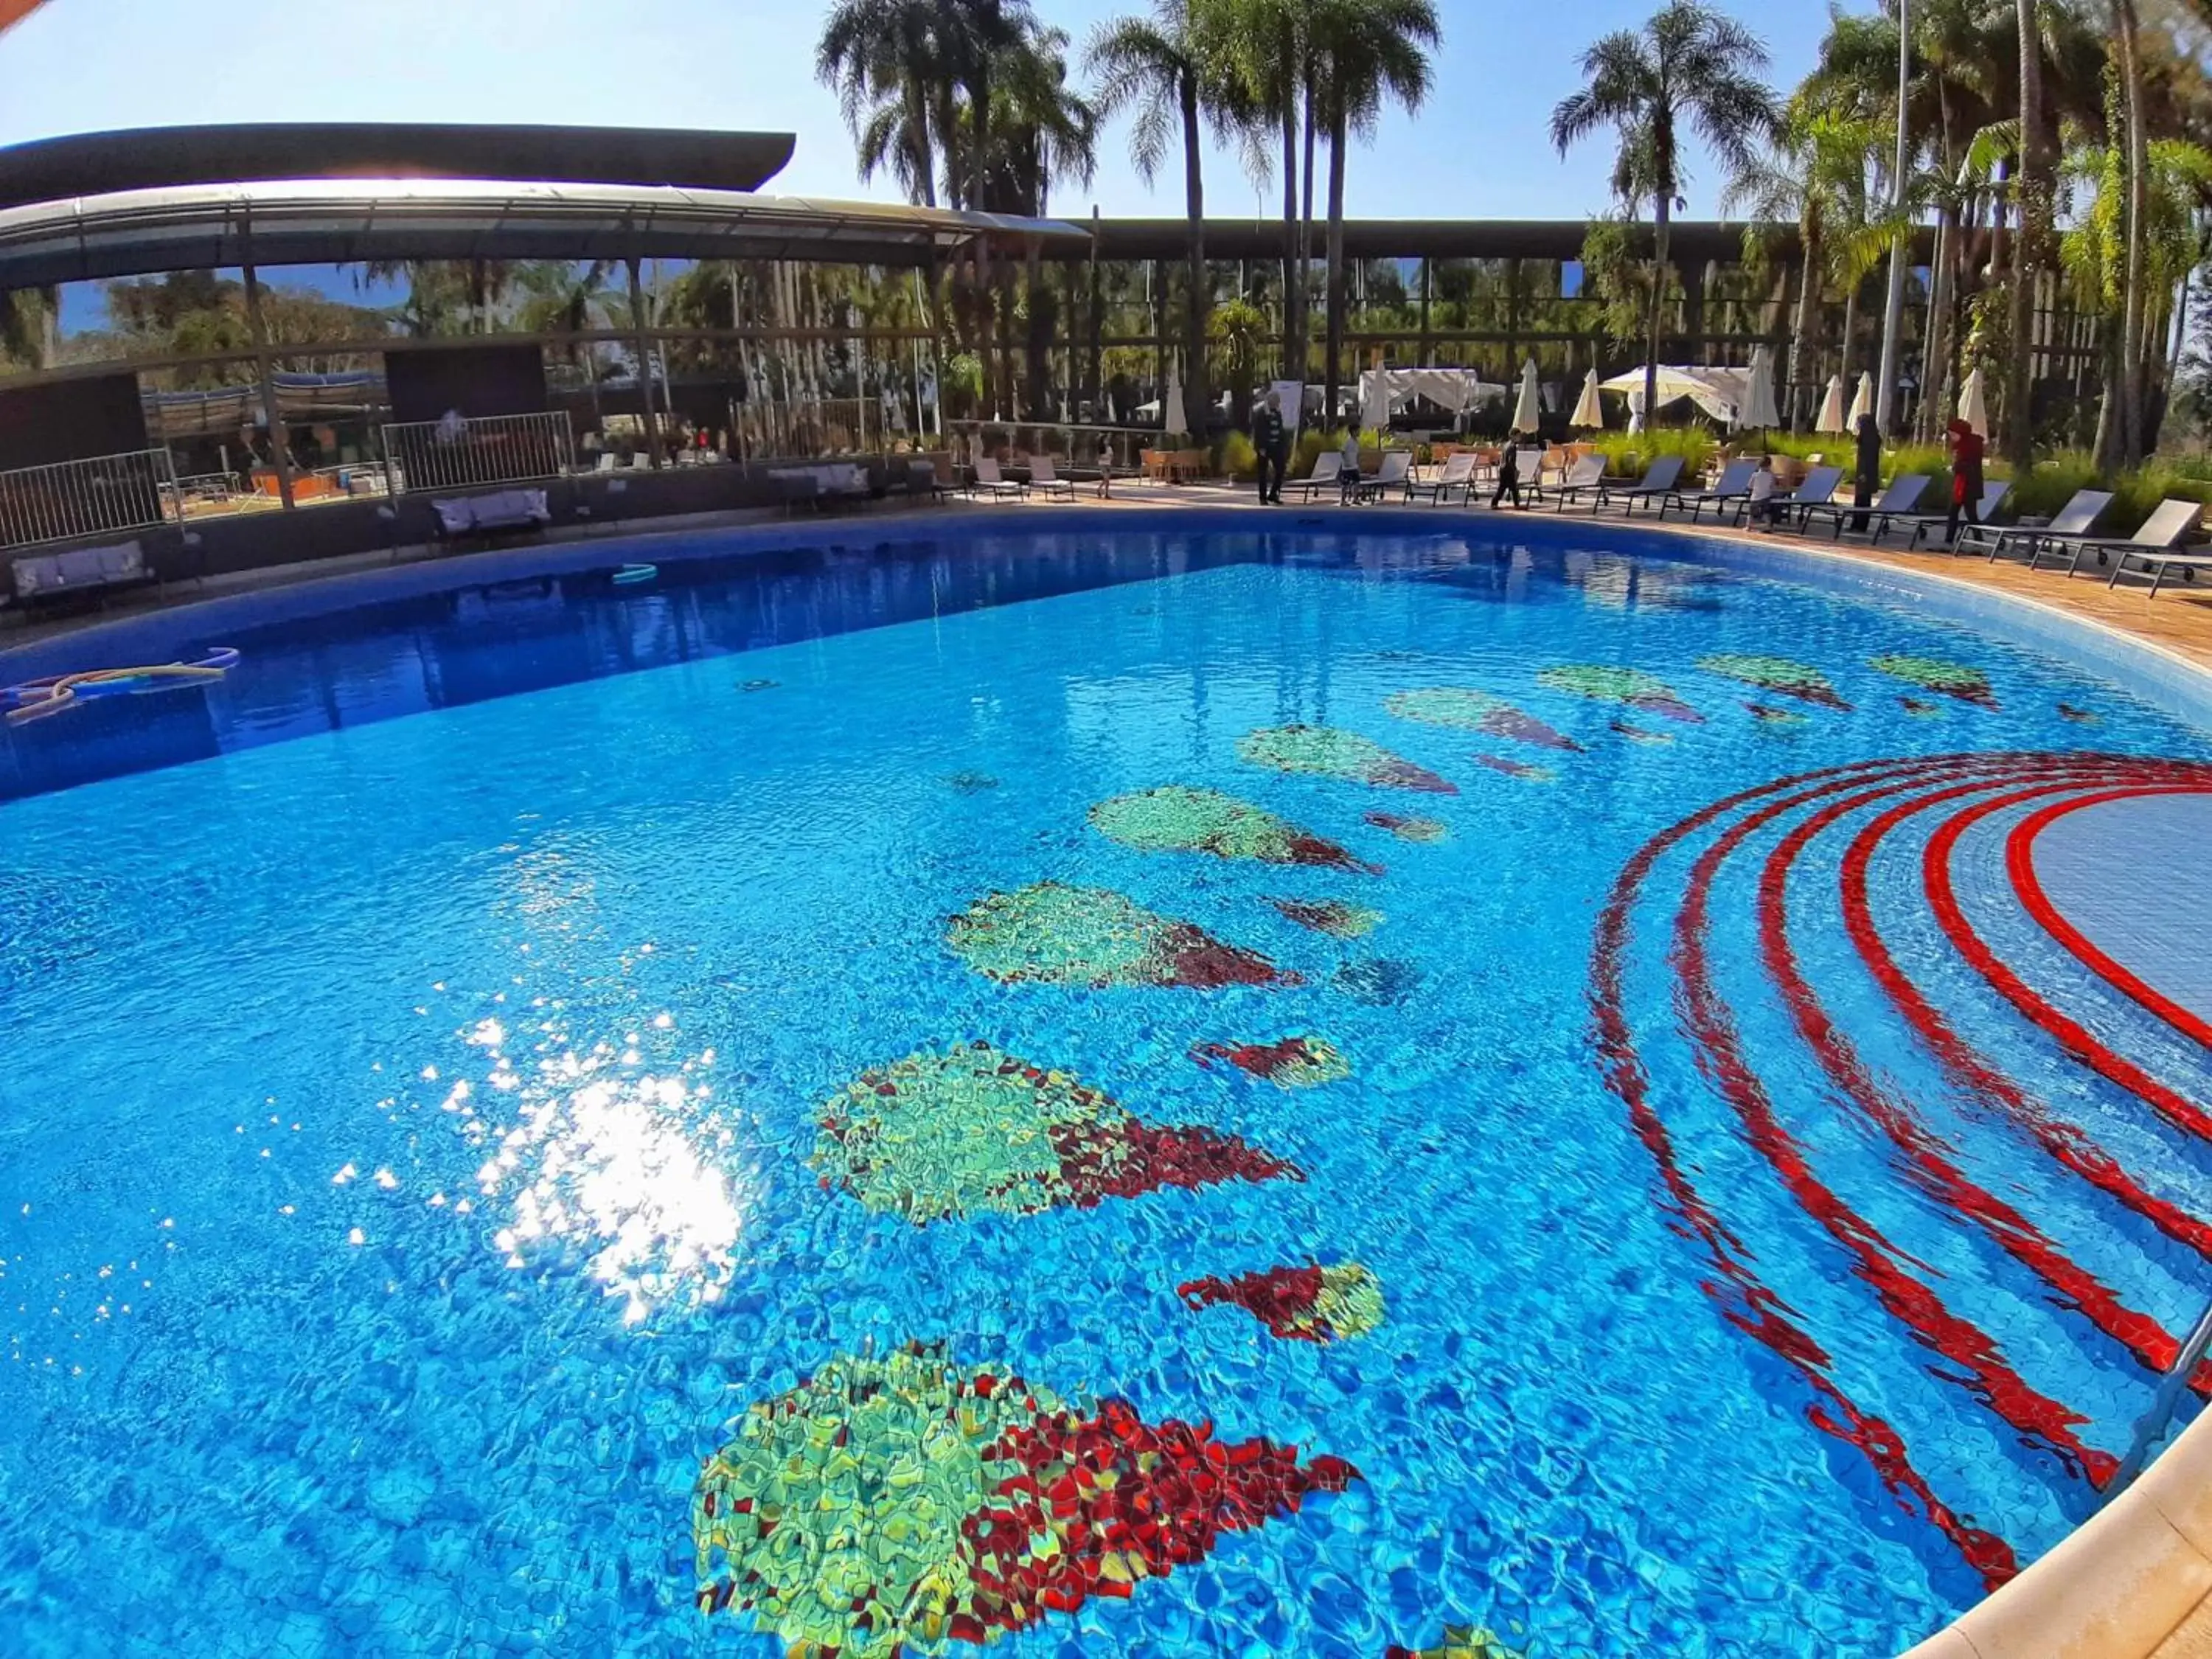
left=457, top=1012, right=744, bottom=1324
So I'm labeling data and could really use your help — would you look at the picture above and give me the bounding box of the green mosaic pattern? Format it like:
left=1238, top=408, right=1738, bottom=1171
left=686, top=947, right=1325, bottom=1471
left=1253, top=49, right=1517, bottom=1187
left=1236, top=725, right=1455, bottom=792
left=1696, top=653, right=1849, bottom=709
left=1869, top=654, right=1998, bottom=708
left=1088, top=786, right=1366, bottom=869
left=1535, top=665, right=1702, bottom=722
left=945, top=882, right=1289, bottom=989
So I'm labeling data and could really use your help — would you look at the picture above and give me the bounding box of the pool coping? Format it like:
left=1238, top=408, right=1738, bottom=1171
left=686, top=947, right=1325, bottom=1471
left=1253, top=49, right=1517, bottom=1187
left=4, top=495, right=2207, bottom=1655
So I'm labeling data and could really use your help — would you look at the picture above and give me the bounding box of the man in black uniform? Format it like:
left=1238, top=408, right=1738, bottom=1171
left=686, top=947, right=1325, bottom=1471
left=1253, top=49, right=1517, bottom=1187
left=1253, top=390, right=1290, bottom=504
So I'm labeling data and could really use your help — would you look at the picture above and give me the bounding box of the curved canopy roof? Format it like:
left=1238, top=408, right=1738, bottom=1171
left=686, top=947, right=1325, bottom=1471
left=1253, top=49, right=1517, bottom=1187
left=0, top=177, right=1088, bottom=288
left=0, top=123, right=799, bottom=209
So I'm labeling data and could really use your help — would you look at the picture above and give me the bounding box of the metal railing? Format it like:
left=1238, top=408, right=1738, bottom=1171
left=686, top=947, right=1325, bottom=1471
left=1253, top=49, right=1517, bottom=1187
left=381, top=411, right=574, bottom=495
left=2106, top=1291, right=2212, bottom=1500
left=0, top=447, right=182, bottom=551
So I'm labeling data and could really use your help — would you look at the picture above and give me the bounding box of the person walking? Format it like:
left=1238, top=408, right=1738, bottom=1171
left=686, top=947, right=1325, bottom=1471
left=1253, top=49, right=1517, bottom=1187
left=1489, top=442, right=1523, bottom=510
left=1337, top=429, right=1363, bottom=504
left=1944, top=419, right=1986, bottom=547
left=1253, top=391, right=1289, bottom=505
left=1849, top=412, right=1881, bottom=533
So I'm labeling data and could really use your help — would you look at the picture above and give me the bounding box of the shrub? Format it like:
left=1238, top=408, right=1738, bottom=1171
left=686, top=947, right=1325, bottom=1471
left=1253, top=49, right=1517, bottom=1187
left=1587, top=426, right=1718, bottom=478
left=1217, top=428, right=1258, bottom=481
left=2003, top=451, right=2212, bottom=533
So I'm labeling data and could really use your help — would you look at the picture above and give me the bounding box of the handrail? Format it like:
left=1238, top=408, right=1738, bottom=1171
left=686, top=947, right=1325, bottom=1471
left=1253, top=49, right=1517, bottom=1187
left=2107, top=1289, right=2212, bottom=1500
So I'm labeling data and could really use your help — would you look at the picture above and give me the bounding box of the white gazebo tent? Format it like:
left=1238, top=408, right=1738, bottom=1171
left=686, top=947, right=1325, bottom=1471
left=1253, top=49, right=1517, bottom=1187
left=1569, top=368, right=1604, bottom=429
left=1509, top=360, right=1541, bottom=434
left=1958, top=367, right=1989, bottom=437
left=1355, top=367, right=1509, bottom=428
left=1599, top=364, right=1758, bottom=428
left=1816, top=375, right=1848, bottom=434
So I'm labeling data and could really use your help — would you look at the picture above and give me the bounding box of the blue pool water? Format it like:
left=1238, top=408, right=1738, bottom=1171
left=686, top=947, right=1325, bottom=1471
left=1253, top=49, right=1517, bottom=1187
left=1, top=518, right=2208, bottom=1658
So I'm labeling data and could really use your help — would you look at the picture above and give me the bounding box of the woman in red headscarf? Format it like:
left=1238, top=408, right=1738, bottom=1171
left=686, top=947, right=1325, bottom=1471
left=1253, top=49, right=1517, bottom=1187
left=1945, top=417, right=1985, bottom=547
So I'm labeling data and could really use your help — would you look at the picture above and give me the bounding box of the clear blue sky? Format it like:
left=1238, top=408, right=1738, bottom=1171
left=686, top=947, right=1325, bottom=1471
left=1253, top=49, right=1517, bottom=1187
left=0, top=0, right=1865, bottom=223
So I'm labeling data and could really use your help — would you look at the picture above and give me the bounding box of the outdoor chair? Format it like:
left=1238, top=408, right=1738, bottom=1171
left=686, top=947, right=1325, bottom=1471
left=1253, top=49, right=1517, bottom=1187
left=1880, top=481, right=2012, bottom=550
left=967, top=457, right=1026, bottom=501
left=1543, top=455, right=1610, bottom=510
left=1957, top=489, right=2114, bottom=565
left=1587, top=454, right=1686, bottom=516
left=1026, top=455, right=1077, bottom=501
left=2070, top=498, right=2208, bottom=591
left=1660, top=458, right=1759, bottom=522
left=1800, top=474, right=1931, bottom=540
left=1287, top=453, right=1349, bottom=502
left=1736, top=465, right=1843, bottom=529
left=1354, top=451, right=1412, bottom=502
left=1405, top=451, right=1478, bottom=504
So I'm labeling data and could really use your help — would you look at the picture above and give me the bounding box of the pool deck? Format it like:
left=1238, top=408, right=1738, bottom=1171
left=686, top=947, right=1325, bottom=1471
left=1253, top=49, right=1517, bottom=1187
left=4, top=479, right=2209, bottom=1658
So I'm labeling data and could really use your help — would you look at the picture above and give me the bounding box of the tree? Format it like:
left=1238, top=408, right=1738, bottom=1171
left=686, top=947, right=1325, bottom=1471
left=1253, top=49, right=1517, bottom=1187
left=1089, top=0, right=1226, bottom=434
left=816, top=0, right=950, bottom=207
left=1217, top=0, right=1314, bottom=377
left=1309, top=0, right=1441, bottom=422
left=1552, top=1, right=1778, bottom=428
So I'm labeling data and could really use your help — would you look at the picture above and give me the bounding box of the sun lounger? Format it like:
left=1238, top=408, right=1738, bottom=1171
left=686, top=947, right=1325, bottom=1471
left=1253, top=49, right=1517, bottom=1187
left=1287, top=453, right=1349, bottom=502
left=1587, top=454, right=1686, bottom=515
left=1354, top=451, right=1413, bottom=501
left=1801, top=475, right=1930, bottom=540
left=1877, top=481, right=2013, bottom=550
left=2076, top=498, right=2208, bottom=591
left=1661, top=458, right=1759, bottom=522
left=967, top=456, right=1026, bottom=501
left=8, top=538, right=156, bottom=610
left=897, top=459, right=952, bottom=503
left=1737, top=465, right=1843, bottom=529
left=1957, top=489, right=2112, bottom=563
left=1026, top=455, right=1077, bottom=501
left=1405, top=451, right=1478, bottom=504
left=1544, top=455, right=1611, bottom=509
left=431, top=489, right=552, bottom=539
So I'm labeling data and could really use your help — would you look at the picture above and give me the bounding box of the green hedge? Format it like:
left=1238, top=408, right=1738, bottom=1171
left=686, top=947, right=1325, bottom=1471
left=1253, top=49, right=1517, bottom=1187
left=1587, top=428, right=1719, bottom=479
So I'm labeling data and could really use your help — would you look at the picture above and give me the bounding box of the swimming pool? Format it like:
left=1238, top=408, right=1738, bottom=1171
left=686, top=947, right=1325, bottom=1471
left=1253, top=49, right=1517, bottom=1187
left=0, top=515, right=2206, bottom=1658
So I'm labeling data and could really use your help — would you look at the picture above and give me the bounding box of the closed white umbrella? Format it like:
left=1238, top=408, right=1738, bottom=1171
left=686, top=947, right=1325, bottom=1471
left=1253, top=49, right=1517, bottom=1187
left=1958, top=367, right=1989, bottom=437
left=1510, top=358, right=1541, bottom=435
left=1359, top=370, right=1392, bottom=435
left=1570, top=368, right=1604, bottom=430
left=1163, top=372, right=1188, bottom=437
left=1742, top=345, right=1781, bottom=429
left=1846, top=371, right=1874, bottom=429
left=1816, top=375, right=1847, bottom=434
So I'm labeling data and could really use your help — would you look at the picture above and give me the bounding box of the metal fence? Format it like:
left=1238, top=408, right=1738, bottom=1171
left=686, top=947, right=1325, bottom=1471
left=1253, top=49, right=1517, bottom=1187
left=382, top=411, right=574, bottom=495
left=0, top=447, right=182, bottom=551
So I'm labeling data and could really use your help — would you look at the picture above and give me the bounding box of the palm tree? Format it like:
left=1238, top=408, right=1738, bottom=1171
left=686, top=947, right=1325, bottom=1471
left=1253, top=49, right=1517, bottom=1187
left=1552, top=1, right=1778, bottom=428
left=1089, top=0, right=1228, bottom=434
left=1309, top=0, right=1440, bottom=421
left=817, top=0, right=952, bottom=206
left=2006, top=0, right=2049, bottom=464
left=1725, top=106, right=1888, bottom=431
left=1218, top=0, right=1313, bottom=377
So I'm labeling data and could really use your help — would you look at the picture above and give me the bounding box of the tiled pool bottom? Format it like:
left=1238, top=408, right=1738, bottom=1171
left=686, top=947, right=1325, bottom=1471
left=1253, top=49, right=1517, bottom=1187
left=0, top=527, right=2208, bottom=1658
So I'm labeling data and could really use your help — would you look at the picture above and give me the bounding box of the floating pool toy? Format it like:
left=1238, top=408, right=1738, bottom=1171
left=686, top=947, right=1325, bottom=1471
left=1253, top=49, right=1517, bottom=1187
left=1697, top=653, right=1851, bottom=709
left=1179, top=1262, right=1384, bottom=1343
left=1365, top=810, right=1448, bottom=842
left=691, top=1342, right=1358, bottom=1652
left=1193, top=1034, right=1350, bottom=1088
left=1869, top=653, right=1998, bottom=708
left=612, top=562, right=658, bottom=585
left=1091, top=785, right=1376, bottom=872
left=947, top=882, right=1296, bottom=989
left=1384, top=688, right=1583, bottom=751
left=3, top=646, right=239, bottom=726
left=1237, top=724, right=1457, bottom=793
left=1537, top=664, right=1703, bottom=723
left=1270, top=897, right=1382, bottom=938
left=813, top=1041, right=1301, bottom=1223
